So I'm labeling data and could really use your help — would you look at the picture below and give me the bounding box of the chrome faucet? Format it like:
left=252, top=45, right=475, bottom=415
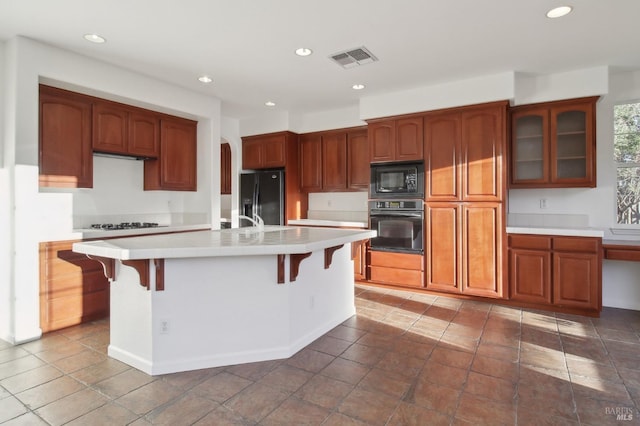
left=238, top=214, right=264, bottom=230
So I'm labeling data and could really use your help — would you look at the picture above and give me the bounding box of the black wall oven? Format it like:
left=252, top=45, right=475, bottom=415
left=370, top=162, right=424, bottom=199
left=369, top=199, right=424, bottom=254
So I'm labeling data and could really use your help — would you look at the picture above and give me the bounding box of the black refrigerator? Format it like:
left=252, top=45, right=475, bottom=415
left=240, top=170, right=285, bottom=227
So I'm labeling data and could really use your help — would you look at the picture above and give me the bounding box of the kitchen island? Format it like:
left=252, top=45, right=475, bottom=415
left=72, top=226, right=375, bottom=375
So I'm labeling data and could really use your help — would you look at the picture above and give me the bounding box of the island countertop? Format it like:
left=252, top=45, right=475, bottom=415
left=72, top=226, right=376, bottom=260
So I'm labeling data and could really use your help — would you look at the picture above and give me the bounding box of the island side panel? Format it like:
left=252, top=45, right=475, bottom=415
left=288, top=246, right=356, bottom=350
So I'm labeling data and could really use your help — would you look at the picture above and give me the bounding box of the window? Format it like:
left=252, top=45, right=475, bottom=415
left=614, top=102, right=640, bottom=224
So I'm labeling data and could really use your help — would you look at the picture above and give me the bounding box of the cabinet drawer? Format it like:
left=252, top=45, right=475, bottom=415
left=369, top=251, right=423, bottom=270
left=369, top=266, right=424, bottom=287
left=508, top=234, right=551, bottom=250
left=553, top=237, right=599, bottom=253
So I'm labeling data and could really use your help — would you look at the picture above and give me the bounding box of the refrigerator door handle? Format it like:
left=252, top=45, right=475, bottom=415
left=253, top=180, right=259, bottom=219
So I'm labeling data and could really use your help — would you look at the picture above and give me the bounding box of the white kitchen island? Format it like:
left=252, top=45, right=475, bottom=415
left=72, top=226, right=375, bottom=375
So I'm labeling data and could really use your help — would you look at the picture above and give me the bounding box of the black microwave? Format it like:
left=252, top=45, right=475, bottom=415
left=370, top=162, right=424, bottom=198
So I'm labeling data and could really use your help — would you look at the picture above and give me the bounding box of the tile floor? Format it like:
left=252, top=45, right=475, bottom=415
left=1, top=284, right=640, bottom=425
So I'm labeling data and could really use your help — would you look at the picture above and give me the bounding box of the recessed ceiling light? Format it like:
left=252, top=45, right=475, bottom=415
left=265, top=101, right=276, bottom=107
left=198, top=75, right=213, bottom=83
left=352, top=84, right=366, bottom=90
left=83, top=33, right=106, bottom=43
left=546, top=6, right=573, bottom=18
left=295, top=48, right=313, bottom=57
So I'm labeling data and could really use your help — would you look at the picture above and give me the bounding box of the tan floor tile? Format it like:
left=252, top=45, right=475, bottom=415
left=481, top=329, right=521, bottom=348
left=2, top=412, right=49, bottom=425
left=0, top=346, right=30, bottom=364
left=35, top=388, right=108, bottom=425
left=476, top=341, right=519, bottom=362
left=338, top=387, right=399, bottom=425
left=574, top=395, right=636, bottom=425
left=389, top=335, right=435, bottom=359
left=308, top=335, right=353, bottom=356
left=471, top=355, right=519, bottom=382
left=116, top=380, right=183, bottom=415
left=191, top=371, right=252, bottom=403
left=388, top=401, right=451, bottom=426
left=70, top=357, right=131, bottom=385
left=16, top=375, right=84, bottom=409
left=517, top=408, right=580, bottom=425
left=0, top=355, right=46, bottom=380
left=192, top=404, right=248, bottom=425
left=321, top=357, right=370, bottom=385
left=455, top=392, right=516, bottom=425
left=0, top=364, right=63, bottom=394
left=159, top=367, right=222, bottom=391
left=356, top=332, right=398, bottom=350
left=520, top=346, right=566, bottom=370
left=421, top=359, right=469, bottom=389
left=285, top=347, right=335, bottom=373
left=340, top=343, right=387, bottom=366
left=358, top=368, right=412, bottom=399
left=429, top=346, right=474, bottom=370
left=411, top=379, right=461, bottom=416
left=571, top=375, right=633, bottom=403
left=65, top=402, right=138, bottom=426
left=464, top=371, right=516, bottom=404
left=146, top=393, right=218, bottom=425
left=295, top=374, right=353, bottom=409
left=50, top=348, right=107, bottom=373
left=261, top=396, right=331, bottom=425
left=257, top=364, right=314, bottom=393
left=322, top=412, right=369, bottom=425
left=224, top=382, right=289, bottom=423
left=375, top=349, right=424, bottom=380
left=0, top=395, right=28, bottom=423
left=517, top=384, right=577, bottom=420
left=224, top=359, right=280, bottom=381
left=438, top=334, right=479, bottom=353
left=93, top=368, right=156, bottom=399
left=326, top=324, right=367, bottom=342
left=32, top=340, right=87, bottom=363
left=17, top=333, right=71, bottom=354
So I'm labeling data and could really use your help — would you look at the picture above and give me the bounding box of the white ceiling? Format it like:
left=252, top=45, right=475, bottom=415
left=2, top=0, right=640, bottom=120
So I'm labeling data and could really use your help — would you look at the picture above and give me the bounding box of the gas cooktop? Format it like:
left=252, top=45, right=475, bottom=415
left=90, top=222, right=161, bottom=230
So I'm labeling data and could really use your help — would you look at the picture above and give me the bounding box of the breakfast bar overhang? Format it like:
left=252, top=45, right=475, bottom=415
left=72, top=226, right=375, bottom=375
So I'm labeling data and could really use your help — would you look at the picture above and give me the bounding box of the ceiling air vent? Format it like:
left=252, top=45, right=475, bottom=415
left=330, top=46, right=378, bottom=69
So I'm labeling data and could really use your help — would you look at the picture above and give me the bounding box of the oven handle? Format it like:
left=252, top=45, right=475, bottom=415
left=369, top=210, right=423, bottom=218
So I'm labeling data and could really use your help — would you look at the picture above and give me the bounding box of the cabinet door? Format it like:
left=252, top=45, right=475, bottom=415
left=550, top=101, right=595, bottom=186
left=242, top=139, right=263, bottom=170
left=299, top=134, right=322, bottom=192
left=462, top=106, right=505, bottom=201
left=322, top=132, right=348, bottom=190
left=553, top=252, right=599, bottom=310
left=144, top=118, right=197, bottom=191
left=93, top=102, right=128, bottom=154
left=461, top=203, right=503, bottom=298
left=220, top=143, right=231, bottom=194
left=511, top=108, right=549, bottom=185
left=263, top=135, right=287, bottom=168
left=369, top=121, right=395, bottom=162
left=425, top=203, right=460, bottom=293
left=396, top=117, right=424, bottom=161
left=353, top=240, right=367, bottom=281
left=510, top=249, right=551, bottom=304
left=129, top=110, right=159, bottom=158
left=39, top=85, right=93, bottom=188
left=424, top=113, right=461, bottom=201
left=347, top=129, right=369, bottom=190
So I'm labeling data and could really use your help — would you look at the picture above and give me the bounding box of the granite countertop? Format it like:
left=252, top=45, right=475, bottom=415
left=287, top=219, right=367, bottom=228
left=72, top=226, right=376, bottom=260
left=73, top=224, right=211, bottom=240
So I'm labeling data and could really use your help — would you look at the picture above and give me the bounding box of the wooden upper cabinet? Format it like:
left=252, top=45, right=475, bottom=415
left=424, top=103, right=506, bottom=202
left=220, top=143, right=231, bottom=194
left=299, top=134, right=322, bottom=192
left=510, top=97, right=597, bottom=188
left=322, top=132, right=348, bottom=191
left=39, top=85, right=93, bottom=188
left=424, top=112, right=461, bottom=201
left=347, top=129, right=369, bottom=190
left=144, top=117, right=197, bottom=191
left=368, top=117, right=423, bottom=163
left=461, top=106, right=505, bottom=202
left=93, top=101, right=159, bottom=158
left=129, top=110, right=160, bottom=158
left=242, top=133, right=286, bottom=170
left=299, top=127, right=368, bottom=192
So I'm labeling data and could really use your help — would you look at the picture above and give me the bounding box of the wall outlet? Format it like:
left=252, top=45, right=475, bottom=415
left=160, top=319, right=170, bottom=334
left=540, top=198, right=548, bottom=209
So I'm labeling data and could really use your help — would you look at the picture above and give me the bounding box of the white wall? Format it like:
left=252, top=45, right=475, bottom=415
left=1, top=36, right=222, bottom=343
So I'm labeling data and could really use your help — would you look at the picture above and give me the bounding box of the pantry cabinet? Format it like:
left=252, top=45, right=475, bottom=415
left=93, top=101, right=160, bottom=158
left=144, top=117, right=197, bottom=191
left=510, top=97, right=597, bottom=188
left=368, top=117, right=423, bottom=163
left=425, top=203, right=504, bottom=298
left=39, top=85, right=93, bottom=188
left=299, top=127, right=368, bottom=192
left=508, top=234, right=601, bottom=314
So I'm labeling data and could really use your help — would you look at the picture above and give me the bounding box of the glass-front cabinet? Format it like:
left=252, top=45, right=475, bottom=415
left=510, top=97, right=597, bottom=188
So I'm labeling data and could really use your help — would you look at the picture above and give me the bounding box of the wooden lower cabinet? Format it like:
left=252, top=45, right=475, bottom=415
left=508, top=234, right=601, bottom=313
left=425, top=203, right=503, bottom=298
left=369, top=251, right=424, bottom=287
left=353, top=240, right=368, bottom=281
left=39, top=240, right=110, bottom=333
